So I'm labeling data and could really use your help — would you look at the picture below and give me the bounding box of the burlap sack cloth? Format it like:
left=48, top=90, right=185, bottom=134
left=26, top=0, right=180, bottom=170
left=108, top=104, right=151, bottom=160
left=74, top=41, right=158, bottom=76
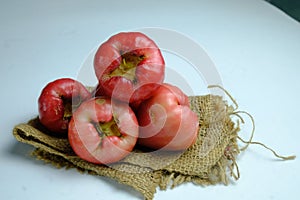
left=13, top=94, right=242, bottom=200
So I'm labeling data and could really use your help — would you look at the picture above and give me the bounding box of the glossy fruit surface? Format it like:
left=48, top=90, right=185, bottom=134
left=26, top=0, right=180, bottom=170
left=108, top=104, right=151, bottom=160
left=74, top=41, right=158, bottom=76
left=68, top=97, right=139, bottom=164
left=94, top=32, right=165, bottom=103
left=38, top=78, right=91, bottom=133
left=137, top=83, right=199, bottom=151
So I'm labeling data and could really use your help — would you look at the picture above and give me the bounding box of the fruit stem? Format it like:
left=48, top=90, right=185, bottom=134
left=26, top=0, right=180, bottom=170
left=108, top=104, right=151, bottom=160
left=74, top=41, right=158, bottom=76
left=63, top=101, right=73, bottom=120
left=108, top=52, right=145, bottom=82
left=94, top=119, right=121, bottom=138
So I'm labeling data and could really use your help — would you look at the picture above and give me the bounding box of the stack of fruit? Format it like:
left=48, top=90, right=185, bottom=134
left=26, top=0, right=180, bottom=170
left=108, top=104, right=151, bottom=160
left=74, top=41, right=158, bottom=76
left=38, top=32, right=199, bottom=165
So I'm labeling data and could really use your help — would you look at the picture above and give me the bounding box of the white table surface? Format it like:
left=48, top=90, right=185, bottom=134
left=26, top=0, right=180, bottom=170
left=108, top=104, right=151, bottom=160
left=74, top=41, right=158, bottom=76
left=1, top=0, right=299, bottom=199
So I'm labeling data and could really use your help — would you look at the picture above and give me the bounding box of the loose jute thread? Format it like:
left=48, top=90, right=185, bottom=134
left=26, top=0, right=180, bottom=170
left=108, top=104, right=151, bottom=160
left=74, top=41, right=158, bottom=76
left=12, top=85, right=296, bottom=200
left=208, top=85, right=296, bottom=161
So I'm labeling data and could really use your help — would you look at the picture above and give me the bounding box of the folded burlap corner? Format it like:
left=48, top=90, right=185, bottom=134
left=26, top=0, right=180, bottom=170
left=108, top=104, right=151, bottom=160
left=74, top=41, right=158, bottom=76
left=12, top=94, right=241, bottom=200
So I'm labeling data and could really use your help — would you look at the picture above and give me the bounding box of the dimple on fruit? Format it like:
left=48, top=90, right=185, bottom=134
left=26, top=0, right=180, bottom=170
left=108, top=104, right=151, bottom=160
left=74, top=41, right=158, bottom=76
left=68, top=97, right=139, bottom=164
left=93, top=32, right=165, bottom=104
left=38, top=78, right=91, bottom=134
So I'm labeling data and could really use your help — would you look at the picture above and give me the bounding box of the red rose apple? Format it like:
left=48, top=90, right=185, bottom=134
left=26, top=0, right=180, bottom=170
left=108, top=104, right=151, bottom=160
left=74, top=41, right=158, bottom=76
left=68, top=97, right=139, bottom=164
left=137, top=83, right=199, bottom=151
left=38, top=78, right=91, bottom=134
left=93, top=32, right=165, bottom=104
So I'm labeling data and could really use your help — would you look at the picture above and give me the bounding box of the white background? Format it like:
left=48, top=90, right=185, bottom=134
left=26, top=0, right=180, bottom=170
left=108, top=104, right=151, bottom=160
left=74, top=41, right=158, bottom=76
left=1, top=0, right=299, bottom=199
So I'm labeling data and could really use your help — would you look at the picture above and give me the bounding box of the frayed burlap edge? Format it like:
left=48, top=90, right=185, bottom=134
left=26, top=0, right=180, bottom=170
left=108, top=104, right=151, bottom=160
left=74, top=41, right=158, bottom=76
left=13, top=122, right=161, bottom=200
left=12, top=93, right=244, bottom=200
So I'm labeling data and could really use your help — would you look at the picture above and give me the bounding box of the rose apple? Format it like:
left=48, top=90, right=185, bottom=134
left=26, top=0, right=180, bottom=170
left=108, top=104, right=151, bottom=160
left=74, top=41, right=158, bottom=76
left=68, top=97, right=139, bottom=164
left=93, top=32, right=165, bottom=104
left=137, top=83, right=199, bottom=151
left=38, top=78, right=91, bottom=134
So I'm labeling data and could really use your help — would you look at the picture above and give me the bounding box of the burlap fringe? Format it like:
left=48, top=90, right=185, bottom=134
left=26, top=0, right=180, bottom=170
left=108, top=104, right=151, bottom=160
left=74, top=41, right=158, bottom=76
left=12, top=85, right=295, bottom=200
left=209, top=85, right=296, bottom=161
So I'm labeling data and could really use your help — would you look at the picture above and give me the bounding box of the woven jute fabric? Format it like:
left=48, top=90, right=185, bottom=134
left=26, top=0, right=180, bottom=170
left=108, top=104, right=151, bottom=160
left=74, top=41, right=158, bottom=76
left=12, top=94, right=240, bottom=200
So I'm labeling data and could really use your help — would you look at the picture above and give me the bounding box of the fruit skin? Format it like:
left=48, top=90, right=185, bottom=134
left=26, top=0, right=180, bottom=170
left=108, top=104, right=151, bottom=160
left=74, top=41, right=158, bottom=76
left=38, top=78, right=91, bottom=134
left=93, top=32, right=165, bottom=104
left=68, top=97, right=139, bottom=164
left=137, top=83, right=199, bottom=151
